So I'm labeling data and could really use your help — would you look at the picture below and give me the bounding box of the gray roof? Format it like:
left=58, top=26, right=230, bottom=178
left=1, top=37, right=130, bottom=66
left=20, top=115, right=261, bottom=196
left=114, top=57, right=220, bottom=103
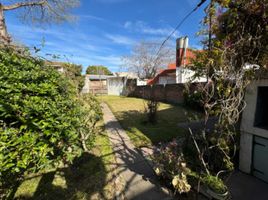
left=86, top=75, right=114, bottom=80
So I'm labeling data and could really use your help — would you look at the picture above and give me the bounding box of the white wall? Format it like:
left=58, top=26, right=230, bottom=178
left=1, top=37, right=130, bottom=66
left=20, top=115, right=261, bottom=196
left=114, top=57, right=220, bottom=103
left=176, top=68, right=207, bottom=83
left=107, top=77, right=125, bottom=96
left=137, top=79, right=147, bottom=86
left=81, top=76, right=90, bottom=93
left=240, top=79, right=268, bottom=138
left=239, top=79, right=268, bottom=173
left=158, top=76, right=176, bottom=85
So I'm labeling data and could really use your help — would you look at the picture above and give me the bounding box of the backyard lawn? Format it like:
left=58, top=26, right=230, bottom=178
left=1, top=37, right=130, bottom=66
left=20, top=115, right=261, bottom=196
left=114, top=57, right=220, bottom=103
left=98, top=95, right=202, bottom=147
left=14, top=131, right=118, bottom=200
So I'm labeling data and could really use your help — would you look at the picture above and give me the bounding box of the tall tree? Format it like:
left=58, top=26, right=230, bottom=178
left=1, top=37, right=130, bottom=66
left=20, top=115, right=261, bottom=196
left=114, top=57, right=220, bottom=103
left=86, top=65, right=113, bottom=75
left=192, top=0, right=268, bottom=80
left=0, top=0, right=79, bottom=44
left=123, top=41, right=174, bottom=79
left=216, top=0, right=268, bottom=67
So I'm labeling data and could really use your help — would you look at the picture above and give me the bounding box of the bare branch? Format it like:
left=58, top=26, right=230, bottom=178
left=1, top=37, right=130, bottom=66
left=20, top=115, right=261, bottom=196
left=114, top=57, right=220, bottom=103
left=123, top=41, right=174, bottom=79
left=3, top=1, right=47, bottom=11
left=189, top=128, right=210, bottom=175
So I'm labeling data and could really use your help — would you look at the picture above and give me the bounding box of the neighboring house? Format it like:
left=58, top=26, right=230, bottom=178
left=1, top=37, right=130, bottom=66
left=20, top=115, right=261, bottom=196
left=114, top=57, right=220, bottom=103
left=137, top=79, right=148, bottom=86
left=147, top=63, right=177, bottom=85
left=45, top=61, right=66, bottom=73
left=148, top=37, right=207, bottom=85
left=107, top=72, right=137, bottom=96
left=82, top=74, right=114, bottom=95
left=239, top=75, right=268, bottom=183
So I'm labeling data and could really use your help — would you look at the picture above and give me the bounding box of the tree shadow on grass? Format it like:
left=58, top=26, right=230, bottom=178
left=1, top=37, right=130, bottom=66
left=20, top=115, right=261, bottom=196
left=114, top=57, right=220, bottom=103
left=115, top=105, right=197, bottom=146
left=15, top=152, right=108, bottom=200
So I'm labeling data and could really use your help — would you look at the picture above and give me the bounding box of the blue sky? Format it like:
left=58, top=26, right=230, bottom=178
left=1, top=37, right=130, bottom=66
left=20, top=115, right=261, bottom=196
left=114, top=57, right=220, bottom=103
left=5, top=0, right=208, bottom=73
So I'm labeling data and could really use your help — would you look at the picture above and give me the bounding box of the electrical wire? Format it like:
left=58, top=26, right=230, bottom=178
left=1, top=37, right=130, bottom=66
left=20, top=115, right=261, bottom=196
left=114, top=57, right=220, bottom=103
left=154, top=0, right=207, bottom=59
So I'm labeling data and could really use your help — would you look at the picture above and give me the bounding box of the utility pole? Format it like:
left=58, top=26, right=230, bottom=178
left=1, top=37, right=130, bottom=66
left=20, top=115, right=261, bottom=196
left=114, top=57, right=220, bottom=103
left=208, top=0, right=212, bottom=52
left=207, top=0, right=213, bottom=81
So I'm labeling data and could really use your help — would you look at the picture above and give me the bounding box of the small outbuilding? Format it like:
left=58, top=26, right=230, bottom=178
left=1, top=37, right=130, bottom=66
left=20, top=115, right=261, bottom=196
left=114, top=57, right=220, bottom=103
left=107, top=72, right=137, bottom=96
left=82, top=74, right=114, bottom=95
left=240, top=75, right=268, bottom=183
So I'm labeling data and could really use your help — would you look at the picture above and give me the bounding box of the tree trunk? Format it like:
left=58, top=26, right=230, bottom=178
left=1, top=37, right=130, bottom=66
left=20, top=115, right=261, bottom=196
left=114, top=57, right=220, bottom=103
left=0, top=4, right=11, bottom=44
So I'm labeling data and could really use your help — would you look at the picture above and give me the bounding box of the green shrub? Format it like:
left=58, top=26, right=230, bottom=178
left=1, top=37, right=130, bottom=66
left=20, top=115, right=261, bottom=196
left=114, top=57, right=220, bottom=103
left=60, top=63, right=85, bottom=92
left=0, top=48, right=100, bottom=197
left=183, top=88, right=204, bottom=110
left=202, top=175, right=227, bottom=194
left=77, top=93, right=103, bottom=152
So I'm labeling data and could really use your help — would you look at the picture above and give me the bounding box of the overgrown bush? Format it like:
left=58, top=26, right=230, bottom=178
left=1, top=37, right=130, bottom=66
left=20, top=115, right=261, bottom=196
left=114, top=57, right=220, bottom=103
left=153, top=139, right=229, bottom=196
left=152, top=140, right=191, bottom=194
left=0, top=48, right=101, bottom=198
left=62, top=63, right=85, bottom=92
left=45, top=62, right=85, bottom=93
left=145, top=99, right=159, bottom=124
left=183, top=86, right=204, bottom=111
left=77, top=94, right=103, bottom=152
left=144, top=87, right=159, bottom=124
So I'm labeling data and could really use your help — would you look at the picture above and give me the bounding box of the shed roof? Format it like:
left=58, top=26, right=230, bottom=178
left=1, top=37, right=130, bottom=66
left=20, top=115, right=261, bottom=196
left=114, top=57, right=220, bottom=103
left=86, top=74, right=114, bottom=80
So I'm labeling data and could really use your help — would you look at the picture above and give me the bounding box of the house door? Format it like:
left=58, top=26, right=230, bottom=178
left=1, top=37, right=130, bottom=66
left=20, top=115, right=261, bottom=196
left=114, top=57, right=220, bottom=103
left=252, top=136, right=268, bottom=183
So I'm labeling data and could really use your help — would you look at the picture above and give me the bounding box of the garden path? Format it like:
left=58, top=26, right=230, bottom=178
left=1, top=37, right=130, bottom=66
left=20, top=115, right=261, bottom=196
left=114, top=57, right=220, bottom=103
left=101, top=103, right=172, bottom=200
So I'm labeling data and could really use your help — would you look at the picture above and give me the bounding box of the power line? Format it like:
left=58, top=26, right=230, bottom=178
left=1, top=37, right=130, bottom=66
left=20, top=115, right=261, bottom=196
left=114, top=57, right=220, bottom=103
left=155, top=0, right=207, bottom=59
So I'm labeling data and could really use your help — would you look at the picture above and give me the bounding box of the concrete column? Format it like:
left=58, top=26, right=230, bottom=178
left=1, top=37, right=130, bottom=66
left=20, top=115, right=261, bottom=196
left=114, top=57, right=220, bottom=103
left=239, top=132, right=253, bottom=173
left=176, top=67, right=182, bottom=83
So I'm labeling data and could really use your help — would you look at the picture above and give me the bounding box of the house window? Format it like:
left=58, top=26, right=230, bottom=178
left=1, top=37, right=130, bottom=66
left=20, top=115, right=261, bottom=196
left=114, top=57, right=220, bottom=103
left=254, top=87, right=268, bottom=130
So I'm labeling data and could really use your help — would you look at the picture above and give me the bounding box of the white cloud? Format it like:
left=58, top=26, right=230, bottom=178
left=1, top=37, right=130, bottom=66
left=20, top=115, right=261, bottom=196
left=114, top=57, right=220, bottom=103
left=79, top=15, right=104, bottom=21
left=104, top=34, right=136, bottom=45
left=124, top=20, right=180, bottom=38
left=124, top=21, right=132, bottom=29
left=94, top=0, right=129, bottom=3
left=68, top=54, right=123, bottom=73
left=7, top=23, right=122, bottom=72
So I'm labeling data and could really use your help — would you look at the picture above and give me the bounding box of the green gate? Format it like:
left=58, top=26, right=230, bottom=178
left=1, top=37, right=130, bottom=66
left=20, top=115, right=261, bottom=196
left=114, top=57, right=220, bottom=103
left=252, top=136, right=268, bottom=183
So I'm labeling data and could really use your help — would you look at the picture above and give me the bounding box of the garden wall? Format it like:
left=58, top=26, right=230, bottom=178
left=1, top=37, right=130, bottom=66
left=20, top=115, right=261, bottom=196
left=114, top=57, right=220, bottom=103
left=130, top=83, right=200, bottom=104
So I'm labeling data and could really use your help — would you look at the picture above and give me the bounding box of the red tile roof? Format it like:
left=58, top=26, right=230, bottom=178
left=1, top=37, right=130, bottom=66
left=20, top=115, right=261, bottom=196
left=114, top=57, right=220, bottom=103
left=168, top=63, right=176, bottom=69
left=147, top=68, right=176, bottom=85
left=177, top=49, right=197, bottom=67
left=148, top=49, right=199, bottom=85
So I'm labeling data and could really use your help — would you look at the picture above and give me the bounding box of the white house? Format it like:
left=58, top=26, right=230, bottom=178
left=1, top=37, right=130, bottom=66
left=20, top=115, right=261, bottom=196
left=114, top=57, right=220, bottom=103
left=148, top=37, right=207, bottom=85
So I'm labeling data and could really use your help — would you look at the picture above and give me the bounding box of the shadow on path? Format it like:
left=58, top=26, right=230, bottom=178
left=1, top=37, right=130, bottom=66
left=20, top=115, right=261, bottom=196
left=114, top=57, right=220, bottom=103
left=102, top=103, right=172, bottom=200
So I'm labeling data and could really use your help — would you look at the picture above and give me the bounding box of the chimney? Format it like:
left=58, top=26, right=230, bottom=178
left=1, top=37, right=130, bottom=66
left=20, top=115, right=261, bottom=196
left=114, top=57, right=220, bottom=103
left=176, top=36, right=188, bottom=68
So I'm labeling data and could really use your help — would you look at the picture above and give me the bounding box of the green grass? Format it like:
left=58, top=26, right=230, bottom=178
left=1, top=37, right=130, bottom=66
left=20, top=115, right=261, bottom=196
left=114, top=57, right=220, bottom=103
left=98, top=95, right=202, bottom=147
left=14, top=132, right=116, bottom=200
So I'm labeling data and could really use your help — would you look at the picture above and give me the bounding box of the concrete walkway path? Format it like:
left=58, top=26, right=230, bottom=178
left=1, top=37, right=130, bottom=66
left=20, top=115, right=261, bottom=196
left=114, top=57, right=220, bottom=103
left=101, top=103, right=172, bottom=200
left=227, top=171, right=268, bottom=200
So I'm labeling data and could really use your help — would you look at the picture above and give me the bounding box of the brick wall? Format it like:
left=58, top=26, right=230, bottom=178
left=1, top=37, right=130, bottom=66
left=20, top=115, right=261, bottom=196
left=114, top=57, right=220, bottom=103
left=130, top=83, right=200, bottom=104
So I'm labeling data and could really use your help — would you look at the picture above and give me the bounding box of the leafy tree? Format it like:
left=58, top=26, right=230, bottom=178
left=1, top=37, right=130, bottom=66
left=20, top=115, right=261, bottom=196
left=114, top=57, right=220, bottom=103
left=215, top=0, right=268, bottom=66
left=86, top=65, right=113, bottom=75
left=0, top=48, right=101, bottom=198
left=194, top=0, right=268, bottom=76
left=0, top=0, right=80, bottom=44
